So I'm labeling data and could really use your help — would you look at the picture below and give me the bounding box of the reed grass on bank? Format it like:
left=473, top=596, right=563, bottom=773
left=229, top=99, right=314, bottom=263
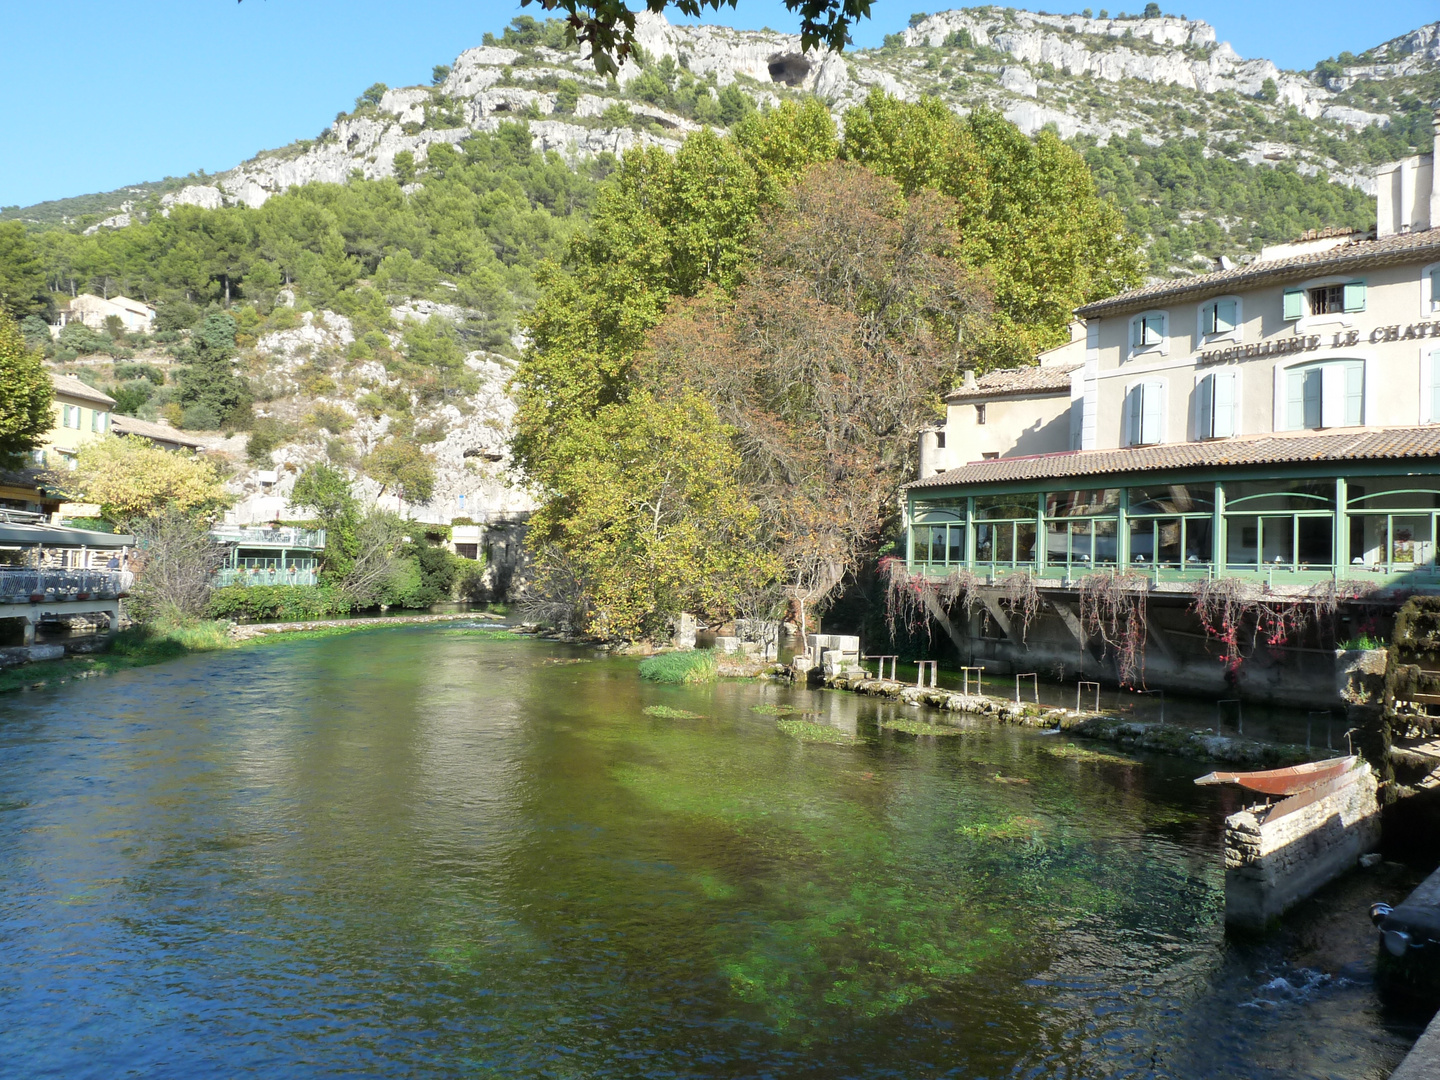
left=638, top=649, right=719, bottom=685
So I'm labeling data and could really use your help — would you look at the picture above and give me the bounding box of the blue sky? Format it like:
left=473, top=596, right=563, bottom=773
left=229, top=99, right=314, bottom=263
left=0, top=0, right=1433, bottom=210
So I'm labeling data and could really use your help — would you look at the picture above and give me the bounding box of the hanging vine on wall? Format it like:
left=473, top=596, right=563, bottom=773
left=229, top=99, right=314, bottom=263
left=880, top=557, right=979, bottom=644
left=1002, top=571, right=1041, bottom=645
left=1078, top=571, right=1149, bottom=688
left=1191, top=578, right=1340, bottom=673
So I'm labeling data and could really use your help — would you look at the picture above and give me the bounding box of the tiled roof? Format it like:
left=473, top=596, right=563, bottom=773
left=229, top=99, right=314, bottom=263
left=1074, top=227, right=1440, bottom=318
left=944, top=363, right=1078, bottom=403
left=908, top=425, right=1440, bottom=490
left=49, top=373, right=115, bottom=407
left=111, top=415, right=207, bottom=448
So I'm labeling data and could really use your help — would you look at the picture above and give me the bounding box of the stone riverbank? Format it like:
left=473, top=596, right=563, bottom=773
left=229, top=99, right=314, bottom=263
left=823, top=669, right=1329, bottom=769
left=226, top=611, right=503, bottom=642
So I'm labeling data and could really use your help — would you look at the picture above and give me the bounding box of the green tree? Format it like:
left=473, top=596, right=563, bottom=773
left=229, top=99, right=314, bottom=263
left=841, top=89, right=1140, bottom=366
left=356, top=82, right=388, bottom=109
left=19, top=314, right=51, bottom=350
left=292, top=463, right=363, bottom=584
left=177, top=312, right=249, bottom=427
left=527, top=391, right=780, bottom=639
left=0, top=222, right=47, bottom=318
left=363, top=440, right=436, bottom=503
left=0, top=313, right=54, bottom=468
left=431, top=64, right=451, bottom=85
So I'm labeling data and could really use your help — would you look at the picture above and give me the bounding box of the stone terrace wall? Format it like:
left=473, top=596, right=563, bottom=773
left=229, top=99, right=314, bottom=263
left=1223, top=763, right=1380, bottom=929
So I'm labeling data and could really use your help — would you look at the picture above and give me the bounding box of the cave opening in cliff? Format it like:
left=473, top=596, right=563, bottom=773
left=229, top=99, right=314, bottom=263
left=767, top=53, right=812, bottom=86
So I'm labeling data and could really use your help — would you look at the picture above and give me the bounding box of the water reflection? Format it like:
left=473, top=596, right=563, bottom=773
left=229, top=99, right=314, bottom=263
left=0, top=627, right=1421, bottom=1078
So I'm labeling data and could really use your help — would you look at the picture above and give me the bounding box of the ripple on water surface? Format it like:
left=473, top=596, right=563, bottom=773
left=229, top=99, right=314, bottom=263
left=0, top=627, right=1424, bottom=1078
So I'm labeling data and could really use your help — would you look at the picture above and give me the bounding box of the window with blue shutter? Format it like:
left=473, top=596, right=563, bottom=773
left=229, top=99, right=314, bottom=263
left=1342, top=281, right=1366, bottom=312
left=1284, top=360, right=1363, bottom=429
left=1431, top=267, right=1440, bottom=312
left=1203, top=299, right=1237, bottom=335
left=1131, top=312, right=1165, bottom=349
left=1283, top=289, right=1304, bottom=320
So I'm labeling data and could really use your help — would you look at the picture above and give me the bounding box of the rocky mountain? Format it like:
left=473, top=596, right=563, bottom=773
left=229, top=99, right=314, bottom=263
left=15, top=8, right=1440, bottom=532
left=16, top=8, right=1433, bottom=227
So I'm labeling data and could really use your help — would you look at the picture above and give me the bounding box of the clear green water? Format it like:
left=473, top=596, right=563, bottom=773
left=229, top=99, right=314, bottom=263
left=0, top=626, right=1422, bottom=1077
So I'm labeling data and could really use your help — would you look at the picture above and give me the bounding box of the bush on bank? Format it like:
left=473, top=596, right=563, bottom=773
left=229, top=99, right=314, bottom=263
left=208, top=584, right=356, bottom=622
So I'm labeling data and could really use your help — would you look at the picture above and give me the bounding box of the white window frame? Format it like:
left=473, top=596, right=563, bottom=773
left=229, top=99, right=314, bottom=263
left=1423, top=261, right=1440, bottom=318
left=1273, top=354, right=1372, bottom=431
left=1193, top=368, right=1241, bottom=440
left=1288, top=275, right=1366, bottom=333
left=1122, top=378, right=1167, bottom=446
left=1127, top=309, right=1169, bottom=360
left=1196, top=295, right=1243, bottom=347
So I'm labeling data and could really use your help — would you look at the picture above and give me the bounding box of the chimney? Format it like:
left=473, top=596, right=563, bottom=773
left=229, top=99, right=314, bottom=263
left=963, top=369, right=978, bottom=389
left=1375, top=107, right=1438, bottom=238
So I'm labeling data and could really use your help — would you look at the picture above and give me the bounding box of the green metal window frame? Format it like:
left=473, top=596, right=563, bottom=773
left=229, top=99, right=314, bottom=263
left=905, top=464, right=1440, bottom=589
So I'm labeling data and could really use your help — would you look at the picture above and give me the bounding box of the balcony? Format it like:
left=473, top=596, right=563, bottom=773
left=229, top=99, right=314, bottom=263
left=0, top=568, right=128, bottom=605
left=215, top=566, right=319, bottom=588
left=209, top=525, right=326, bottom=550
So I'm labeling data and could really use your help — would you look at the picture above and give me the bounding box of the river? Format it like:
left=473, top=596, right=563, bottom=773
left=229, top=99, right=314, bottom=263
left=0, top=624, right=1425, bottom=1077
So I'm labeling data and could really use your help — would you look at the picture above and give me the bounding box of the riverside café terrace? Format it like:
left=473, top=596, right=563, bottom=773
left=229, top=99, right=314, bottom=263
left=904, top=426, right=1440, bottom=591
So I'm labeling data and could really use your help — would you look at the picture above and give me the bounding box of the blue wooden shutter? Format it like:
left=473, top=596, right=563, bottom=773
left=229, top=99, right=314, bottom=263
left=1196, top=374, right=1213, bottom=438
left=1344, top=361, right=1364, bottom=425
left=1342, top=281, right=1366, bottom=312
left=1432, top=350, right=1440, bottom=423
left=1215, top=299, right=1237, bottom=333
left=1303, top=368, right=1323, bottom=429
left=1283, top=289, right=1304, bottom=320
left=1130, top=317, right=1142, bottom=349
left=1285, top=369, right=1304, bottom=429
left=1431, top=268, right=1440, bottom=312
left=1140, top=381, right=1163, bottom=445
left=1127, top=385, right=1142, bottom=444
left=1212, top=371, right=1236, bottom=437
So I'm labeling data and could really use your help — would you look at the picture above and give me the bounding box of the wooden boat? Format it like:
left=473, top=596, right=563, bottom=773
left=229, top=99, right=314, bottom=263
left=1193, top=756, right=1356, bottom=796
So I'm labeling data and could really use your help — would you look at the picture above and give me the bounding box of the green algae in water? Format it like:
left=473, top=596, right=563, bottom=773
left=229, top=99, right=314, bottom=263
left=957, top=815, right=1046, bottom=841
left=438, top=627, right=515, bottom=639
left=751, top=704, right=803, bottom=716
left=776, top=719, right=855, bottom=745
left=644, top=705, right=704, bottom=719
left=1045, top=742, right=1141, bottom=766
left=882, top=717, right=966, bottom=737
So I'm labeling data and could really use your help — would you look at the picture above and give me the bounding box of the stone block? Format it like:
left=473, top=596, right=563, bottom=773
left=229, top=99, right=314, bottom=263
left=1223, top=762, right=1380, bottom=929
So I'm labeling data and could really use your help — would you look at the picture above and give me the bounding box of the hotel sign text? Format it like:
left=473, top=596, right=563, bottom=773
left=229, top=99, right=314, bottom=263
left=1198, top=321, right=1440, bottom=365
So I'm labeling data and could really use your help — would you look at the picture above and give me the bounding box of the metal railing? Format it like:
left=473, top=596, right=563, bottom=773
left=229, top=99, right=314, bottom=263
left=209, top=526, right=326, bottom=550
left=215, top=567, right=319, bottom=588
left=0, top=568, right=128, bottom=603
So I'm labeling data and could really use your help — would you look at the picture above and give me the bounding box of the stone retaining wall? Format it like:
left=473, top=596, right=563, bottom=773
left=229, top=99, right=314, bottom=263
left=824, top=669, right=1325, bottom=768
left=1223, top=763, right=1380, bottom=930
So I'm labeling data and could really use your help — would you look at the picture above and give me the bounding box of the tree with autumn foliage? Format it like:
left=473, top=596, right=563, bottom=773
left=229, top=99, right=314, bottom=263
left=57, top=436, right=231, bottom=525
left=643, top=162, right=991, bottom=629
left=512, top=91, right=1139, bottom=638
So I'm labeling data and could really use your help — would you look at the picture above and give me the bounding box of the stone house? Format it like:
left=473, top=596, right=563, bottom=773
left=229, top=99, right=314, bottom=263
left=56, top=294, right=156, bottom=335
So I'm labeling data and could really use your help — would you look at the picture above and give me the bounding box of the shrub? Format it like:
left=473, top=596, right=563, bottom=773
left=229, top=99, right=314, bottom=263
left=638, top=649, right=718, bottom=684
left=208, top=584, right=355, bottom=621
